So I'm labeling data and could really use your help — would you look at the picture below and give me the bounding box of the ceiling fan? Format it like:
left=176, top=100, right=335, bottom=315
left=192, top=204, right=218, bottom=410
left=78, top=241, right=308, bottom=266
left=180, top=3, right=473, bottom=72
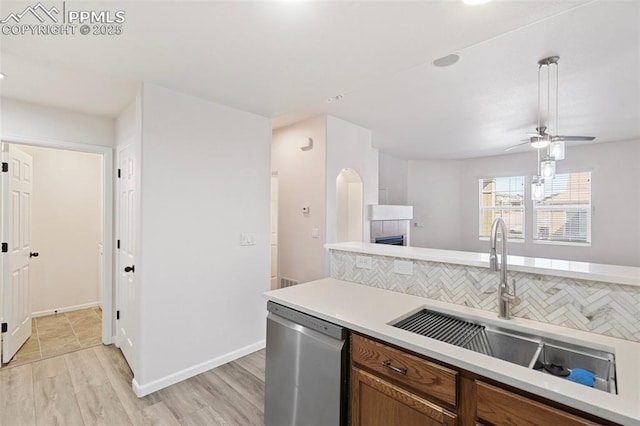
left=505, top=56, right=595, bottom=153
left=505, top=126, right=595, bottom=152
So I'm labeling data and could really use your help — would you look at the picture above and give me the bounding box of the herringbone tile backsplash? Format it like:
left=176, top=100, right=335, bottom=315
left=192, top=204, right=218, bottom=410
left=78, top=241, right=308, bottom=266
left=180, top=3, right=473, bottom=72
left=330, top=250, right=640, bottom=342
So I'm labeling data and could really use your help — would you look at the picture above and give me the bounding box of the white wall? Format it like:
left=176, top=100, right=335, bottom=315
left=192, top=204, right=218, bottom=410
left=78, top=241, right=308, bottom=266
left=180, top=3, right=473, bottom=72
left=408, top=139, right=640, bottom=266
left=326, top=115, right=378, bottom=251
left=336, top=170, right=364, bottom=243
left=116, top=99, right=137, bottom=146
left=408, top=159, right=462, bottom=250
left=1, top=98, right=115, bottom=147
left=272, top=116, right=327, bottom=283
left=19, top=145, right=102, bottom=314
left=379, top=152, right=408, bottom=205
left=136, top=84, right=271, bottom=390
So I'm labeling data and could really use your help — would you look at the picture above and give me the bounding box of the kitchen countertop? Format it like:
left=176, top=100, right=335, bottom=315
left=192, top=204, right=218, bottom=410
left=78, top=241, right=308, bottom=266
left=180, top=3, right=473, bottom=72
left=325, top=242, right=640, bottom=287
left=265, top=278, right=640, bottom=425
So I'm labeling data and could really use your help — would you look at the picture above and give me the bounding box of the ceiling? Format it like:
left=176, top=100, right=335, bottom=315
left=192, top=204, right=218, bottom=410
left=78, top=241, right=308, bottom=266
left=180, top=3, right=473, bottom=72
left=0, top=0, right=638, bottom=159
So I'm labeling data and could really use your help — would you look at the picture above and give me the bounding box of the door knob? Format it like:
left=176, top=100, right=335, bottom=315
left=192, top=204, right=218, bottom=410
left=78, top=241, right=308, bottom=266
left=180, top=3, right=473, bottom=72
left=30, top=252, right=39, bottom=258
left=124, top=265, right=135, bottom=273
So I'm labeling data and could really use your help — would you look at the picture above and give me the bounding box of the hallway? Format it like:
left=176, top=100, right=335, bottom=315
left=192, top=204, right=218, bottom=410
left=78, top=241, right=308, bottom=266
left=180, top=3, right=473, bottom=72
left=1, top=308, right=102, bottom=369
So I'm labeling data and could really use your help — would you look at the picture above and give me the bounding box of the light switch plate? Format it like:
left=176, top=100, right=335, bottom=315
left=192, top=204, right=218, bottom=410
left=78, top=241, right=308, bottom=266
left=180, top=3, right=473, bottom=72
left=394, top=260, right=413, bottom=275
left=241, top=233, right=256, bottom=246
left=356, top=255, right=373, bottom=269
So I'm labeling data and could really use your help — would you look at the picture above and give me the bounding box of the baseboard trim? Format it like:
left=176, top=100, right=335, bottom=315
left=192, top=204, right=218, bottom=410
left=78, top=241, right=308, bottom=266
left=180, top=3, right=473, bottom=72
left=32, top=302, right=101, bottom=318
left=131, top=339, right=266, bottom=397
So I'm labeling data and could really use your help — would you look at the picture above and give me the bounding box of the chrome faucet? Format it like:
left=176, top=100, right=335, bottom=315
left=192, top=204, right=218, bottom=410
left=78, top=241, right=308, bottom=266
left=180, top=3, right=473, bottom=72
left=489, top=218, right=521, bottom=319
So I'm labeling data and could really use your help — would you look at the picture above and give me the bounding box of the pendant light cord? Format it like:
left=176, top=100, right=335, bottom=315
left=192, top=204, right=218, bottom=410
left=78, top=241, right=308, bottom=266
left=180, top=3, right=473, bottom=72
left=547, top=61, right=551, bottom=157
left=556, top=61, right=559, bottom=137
left=537, top=63, right=542, bottom=176
left=537, top=64, right=541, bottom=137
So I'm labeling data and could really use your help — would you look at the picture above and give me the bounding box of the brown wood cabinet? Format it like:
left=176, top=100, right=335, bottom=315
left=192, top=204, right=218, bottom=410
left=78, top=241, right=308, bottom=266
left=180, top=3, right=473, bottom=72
left=351, top=333, right=458, bottom=426
left=351, top=367, right=457, bottom=426
left=349, top=332, right=616, bottom=426
left=351, top=333, right=458, bottom=406
left=476, top=381, right=599, bottom=426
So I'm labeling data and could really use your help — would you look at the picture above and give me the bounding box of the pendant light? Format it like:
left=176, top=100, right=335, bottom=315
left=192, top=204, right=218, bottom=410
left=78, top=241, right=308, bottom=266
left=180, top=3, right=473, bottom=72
left=531, top=175, right=545, bottom=202
left=550, top=137, right=565, bottom=160
left=540, top=156, right=556, bottom=179
left=531, top=146, right=545, bottom=202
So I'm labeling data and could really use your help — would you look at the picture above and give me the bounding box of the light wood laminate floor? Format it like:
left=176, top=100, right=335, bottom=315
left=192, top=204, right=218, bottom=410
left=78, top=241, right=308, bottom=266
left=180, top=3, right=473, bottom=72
left=2, top=308, right=103, bottom=369
left=0, top=344, right=266, bottom=425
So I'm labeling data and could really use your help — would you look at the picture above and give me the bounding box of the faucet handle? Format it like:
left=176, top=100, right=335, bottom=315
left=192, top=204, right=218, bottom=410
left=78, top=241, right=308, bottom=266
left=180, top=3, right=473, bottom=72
left=502, top=292, right=522, bottom=306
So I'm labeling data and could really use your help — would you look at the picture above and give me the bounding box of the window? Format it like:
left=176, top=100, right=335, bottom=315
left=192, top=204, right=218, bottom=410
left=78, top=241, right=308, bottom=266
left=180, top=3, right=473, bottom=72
left=479, top=176, right=525, bottom=240
left=533, top=172, right=591, bottom=245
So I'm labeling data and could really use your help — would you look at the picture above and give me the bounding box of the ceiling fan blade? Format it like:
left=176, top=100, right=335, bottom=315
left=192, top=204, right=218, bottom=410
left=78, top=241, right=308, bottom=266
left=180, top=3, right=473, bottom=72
left=504, top=141, right=530, bottom=152
left=526, top=132, right=542, bottom=137
left=560, top=135, right=596, bottom=142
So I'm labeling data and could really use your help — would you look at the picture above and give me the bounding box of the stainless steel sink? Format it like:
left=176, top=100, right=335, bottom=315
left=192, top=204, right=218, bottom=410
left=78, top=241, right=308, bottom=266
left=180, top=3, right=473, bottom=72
left=534, top=339, right=617, bottom=393
left=392, top=308, right=617, bottom=394
left=484, top=328, right=540, bottom=367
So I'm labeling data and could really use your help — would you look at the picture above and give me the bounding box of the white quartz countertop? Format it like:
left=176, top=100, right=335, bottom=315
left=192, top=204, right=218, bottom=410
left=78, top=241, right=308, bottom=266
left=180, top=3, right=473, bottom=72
left=325, top=242, right=640, bottom=287
left=265, top=278, right=640, bottom=425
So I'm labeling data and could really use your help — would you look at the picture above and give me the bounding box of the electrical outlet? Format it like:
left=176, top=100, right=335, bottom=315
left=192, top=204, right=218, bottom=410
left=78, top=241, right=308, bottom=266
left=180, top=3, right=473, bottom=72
left=394, top=260, right=413, bottom=275
left=355, top=255, right=373, bottom=269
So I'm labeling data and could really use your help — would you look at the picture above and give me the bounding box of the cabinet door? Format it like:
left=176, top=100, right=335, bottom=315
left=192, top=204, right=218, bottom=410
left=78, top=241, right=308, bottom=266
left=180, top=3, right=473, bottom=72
left=476, top=381, right=600, bottom=426
left=351, top=367, right=457, bottom=426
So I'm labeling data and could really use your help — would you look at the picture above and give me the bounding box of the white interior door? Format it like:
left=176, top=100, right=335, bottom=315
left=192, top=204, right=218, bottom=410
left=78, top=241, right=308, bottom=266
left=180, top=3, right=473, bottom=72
left=117, top=144, right=136, bottom=371
left=1, top=145, right=34, bottom=363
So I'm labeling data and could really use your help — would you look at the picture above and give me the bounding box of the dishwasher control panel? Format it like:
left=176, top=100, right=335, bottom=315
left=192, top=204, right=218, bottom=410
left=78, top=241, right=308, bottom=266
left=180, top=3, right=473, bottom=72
left=268, top=301, right=346, bottom=340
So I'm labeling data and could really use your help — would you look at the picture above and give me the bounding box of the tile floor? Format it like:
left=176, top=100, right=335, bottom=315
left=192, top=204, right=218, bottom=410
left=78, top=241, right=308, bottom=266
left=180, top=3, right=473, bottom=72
left=1, top=307, right=102, bottom=369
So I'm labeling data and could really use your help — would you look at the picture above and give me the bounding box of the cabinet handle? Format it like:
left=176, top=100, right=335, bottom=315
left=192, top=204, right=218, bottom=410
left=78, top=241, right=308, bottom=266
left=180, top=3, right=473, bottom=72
left=382, top=360, right=407, bottom=375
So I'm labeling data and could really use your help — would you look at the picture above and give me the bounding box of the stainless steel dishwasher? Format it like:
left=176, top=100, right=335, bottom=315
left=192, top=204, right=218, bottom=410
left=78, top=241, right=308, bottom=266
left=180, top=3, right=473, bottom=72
left=265, top=301, right=348, bottom=426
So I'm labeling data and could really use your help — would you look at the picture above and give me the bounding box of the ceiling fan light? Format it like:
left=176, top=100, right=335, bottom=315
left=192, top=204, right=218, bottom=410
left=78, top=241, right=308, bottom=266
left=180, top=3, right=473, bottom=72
left=550, top=139, right=565, bottom=160
left=530, top=136, right=550, bottom=149
left=531, top=176, right=545, bottom=201
left=541, top=157, right=556, bottom=180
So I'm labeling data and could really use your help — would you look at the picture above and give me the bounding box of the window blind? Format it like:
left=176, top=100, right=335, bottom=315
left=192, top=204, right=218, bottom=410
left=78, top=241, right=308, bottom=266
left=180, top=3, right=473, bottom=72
left=533, top=172, right=591, bottom=244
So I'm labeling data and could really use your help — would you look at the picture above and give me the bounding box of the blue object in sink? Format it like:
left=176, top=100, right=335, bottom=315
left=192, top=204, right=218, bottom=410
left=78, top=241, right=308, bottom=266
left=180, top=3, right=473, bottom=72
left=567, top=368, right=596, bottom=387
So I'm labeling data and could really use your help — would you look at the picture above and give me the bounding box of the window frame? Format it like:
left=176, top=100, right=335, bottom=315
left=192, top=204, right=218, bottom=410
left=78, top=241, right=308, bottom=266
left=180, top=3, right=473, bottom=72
left=478, top=176, right=526, bottom=242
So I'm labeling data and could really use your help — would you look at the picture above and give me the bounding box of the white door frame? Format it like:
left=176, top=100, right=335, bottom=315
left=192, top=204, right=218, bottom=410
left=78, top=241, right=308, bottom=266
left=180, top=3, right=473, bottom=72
left=0, top=135, right=114, bottom=344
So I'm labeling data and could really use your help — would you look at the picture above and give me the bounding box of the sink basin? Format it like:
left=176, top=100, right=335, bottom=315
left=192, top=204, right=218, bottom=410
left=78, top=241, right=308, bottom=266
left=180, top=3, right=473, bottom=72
left=534, top=340, right=617, bottom=393
left=392, top=308, right=617, bottom=394
left=484, top=328, right=540, bottom=367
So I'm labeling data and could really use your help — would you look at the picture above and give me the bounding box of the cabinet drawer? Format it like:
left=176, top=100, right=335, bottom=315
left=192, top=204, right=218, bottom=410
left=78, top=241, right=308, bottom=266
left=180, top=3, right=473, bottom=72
left=351, top=367, right=457, bottom=426
left=476, top=381, right=600, bottom=426
left=351, top=333, right=457, bottom=406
